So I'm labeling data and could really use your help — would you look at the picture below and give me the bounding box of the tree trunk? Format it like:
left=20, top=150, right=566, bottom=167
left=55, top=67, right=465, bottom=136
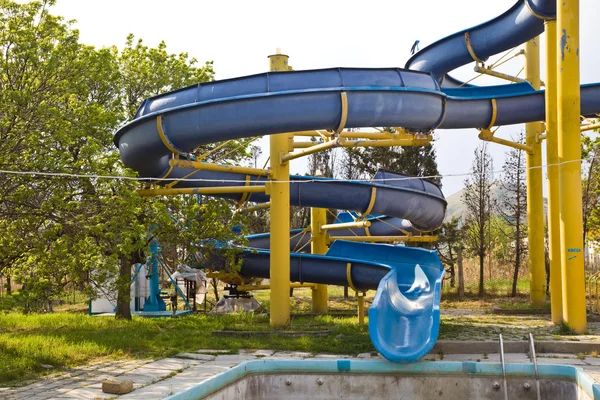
left=116, top=256, right=132, bottom=320
left=511, top=226, right=521, bottom=297
left=6, top=275, right=11, bottom=295
left=458, top=247, right=465, bottom=298
left=478, top=250, right=485, bottom=297
left=212, top=278, right=220, bottom=302
left=449, top=264, right=456, bottom=288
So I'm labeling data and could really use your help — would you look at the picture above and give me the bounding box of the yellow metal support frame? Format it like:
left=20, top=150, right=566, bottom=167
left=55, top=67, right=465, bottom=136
left=328, top=235, right=438, bottom=243
left=545, top=20, right=562, bottom=324
left=557, top=0, right=586, bottom=333
left=357, top=292, right=365, bottom=326
left=581, top=122, right=600, bottom=132
left=473, top=65, right=527, bottom=83
left=170, top=159, right=271, bottom=177
left=320, top=220, right=371, bottom=232
left=525, top=37, right=547, bottom=307
left=478, top=129, right=533, bottom=154
left=237, top=282, right=315, bottom=291
left=311, top=207, right=328, bottom=314
left=138, top=185, right=267, bottom=197
left=268, top=52, right=292, bottom=328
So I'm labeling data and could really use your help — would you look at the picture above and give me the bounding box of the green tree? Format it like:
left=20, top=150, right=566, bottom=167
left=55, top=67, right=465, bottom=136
left=0, top=1, right=251, bottom=318
left=582, top=133, right=600, bottom=244
left=0, top=0, right=141, bottom=309
left=463, top=144, right=494, bottom=297
left=349, top=129, right=441, bottom=186
left=498, top=133, right=528, bottom=296
left=435, top=217, right=464, bottom=288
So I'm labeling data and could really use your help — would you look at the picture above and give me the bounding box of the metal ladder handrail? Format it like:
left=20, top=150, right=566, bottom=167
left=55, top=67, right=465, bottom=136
left=499, top=334, right=508, bottom=400
left=528, top=333, right=542, bottom=400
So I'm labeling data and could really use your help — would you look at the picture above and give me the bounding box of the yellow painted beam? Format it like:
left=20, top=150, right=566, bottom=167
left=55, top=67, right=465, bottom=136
left=328, top=235, right=438, bottom=243
left=311, top=207, right=328, bottom=314
left=525, top=37, right=547, bottom=307
left=291, top=130, right=329, bottom=137
left=293, top=141, right=317, bottom=148
left=239, top=202, right=270, bottom=213
left=268, top=51, right=292, bottom=328
left=281, top=138, right=339, bottom=162
left=340, top=131, right=398, bottom=140
left=320, top=220, right=371, bottom=232
left=557, top=0, right=587, bottom=333
left=581, top=122, right=600, bottom=132
left=473, top=65, right=527, bottom=83
left=357, top=293, right=365, bottom=326
left=170, top=159, right=270, bottom=177
left=138, top=185, right=266, bottom=197
left=340, top=137, right=431, bottom=147
left=238, top=282, right=315, bottom=291
left=478, top=129, right=533, bottom=153
left=545, top=20, right=562, bottom=325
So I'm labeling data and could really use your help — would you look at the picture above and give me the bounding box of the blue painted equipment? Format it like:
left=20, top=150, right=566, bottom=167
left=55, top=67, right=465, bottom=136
left=142, top=239, right=167, bottom=312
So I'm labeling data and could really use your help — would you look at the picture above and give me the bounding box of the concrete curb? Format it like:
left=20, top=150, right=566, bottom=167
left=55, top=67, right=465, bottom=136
left=430, top=340, right=600, bottom=354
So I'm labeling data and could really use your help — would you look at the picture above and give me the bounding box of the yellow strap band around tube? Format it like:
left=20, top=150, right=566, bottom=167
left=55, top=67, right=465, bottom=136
left=346, top=262, right=357, bottom=292
left=487, top=98, right=498, bottom=130
left=336, top=92, right=348, bottom=134
left=157, top=115, right=186, bottom=156
left=464, top=32, right=483, bottom=63
left=364, top=187, right=377, bottom=216
left=524, top=0, right=549, bottom=20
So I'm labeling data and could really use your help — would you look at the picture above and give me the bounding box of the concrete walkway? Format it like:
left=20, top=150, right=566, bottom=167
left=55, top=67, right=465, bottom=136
left=2, top=349, right=600, bottom=399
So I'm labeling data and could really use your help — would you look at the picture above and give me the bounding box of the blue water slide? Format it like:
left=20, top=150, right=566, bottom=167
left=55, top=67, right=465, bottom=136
left=114, top=0, right=600, bottom=363
left=406, top=0, right=555, bottom=86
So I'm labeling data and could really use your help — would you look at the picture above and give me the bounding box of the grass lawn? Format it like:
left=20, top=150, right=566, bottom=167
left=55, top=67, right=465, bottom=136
left=0, top=286, right=595, bottom=386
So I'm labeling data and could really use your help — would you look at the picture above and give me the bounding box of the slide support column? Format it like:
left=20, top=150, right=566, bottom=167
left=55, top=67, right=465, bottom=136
left=310, top=207, right=328, bottom=314
left=268, top=51, right=292, bottom=327
left=557, top=0, right=587, bottom=333
left=525, top=37, right=547, bottom=306
left=545, top=20, right=563, bottom=324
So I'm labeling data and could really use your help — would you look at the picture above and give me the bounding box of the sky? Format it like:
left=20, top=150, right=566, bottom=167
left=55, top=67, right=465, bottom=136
left=50, top=0, right=600, bottom=196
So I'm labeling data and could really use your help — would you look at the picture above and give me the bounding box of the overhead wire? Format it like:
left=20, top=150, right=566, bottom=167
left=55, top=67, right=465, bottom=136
left=0, top=159, right=586, bottom=184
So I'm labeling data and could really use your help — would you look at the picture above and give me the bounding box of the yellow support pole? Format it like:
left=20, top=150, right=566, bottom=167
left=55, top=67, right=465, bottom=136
left=320, top=220, right=371, bottom=232
left=581, top=122, right=600, bottom=132
left=545, top=20, right=562, bottom=324
left=170, top=159, right=271, bottom=177
left=238, top=282, right=315, bottom=291
left=137, top=185, right=266, bottom=197
left=310, top=207, right=328, bottom=314
left=473, top=65, right=527, bottom=83
left=268, top=51, right=292, bottom=328
left=327, top=235, right=438, bottom=243
left=478, top=129, right=534, bottom=153
left=525, top=37, right=547, bottom=307
left=357, top=292, right=365, bottom=326
left=557, top=0, right=587, bottom=333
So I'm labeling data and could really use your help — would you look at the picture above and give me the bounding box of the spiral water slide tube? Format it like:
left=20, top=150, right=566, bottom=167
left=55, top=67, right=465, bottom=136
left=114, top=0, right=600, bottom=362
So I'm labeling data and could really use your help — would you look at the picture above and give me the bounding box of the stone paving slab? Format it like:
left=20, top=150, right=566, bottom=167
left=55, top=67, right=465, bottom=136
left=174, top=352, right=215, bottom=361
left=119, top=368, right=176, bottom=388
left=239, top=349, right=275, bottom=357
left=213, top=354, right=257, bottom=362
left=141, top=358, right=194, bottom=371
left=192, top=349, right=230, bottom=354
left=118, top=375, right=215, bottom=400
